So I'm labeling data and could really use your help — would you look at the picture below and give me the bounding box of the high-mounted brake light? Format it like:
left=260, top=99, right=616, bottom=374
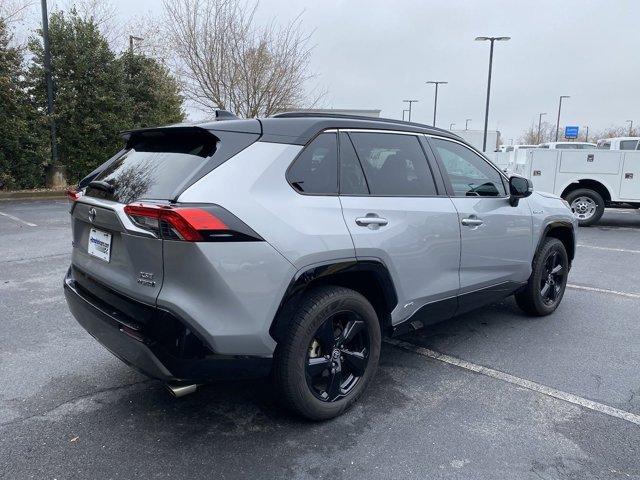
left=124, top=203, right=228, bottom=242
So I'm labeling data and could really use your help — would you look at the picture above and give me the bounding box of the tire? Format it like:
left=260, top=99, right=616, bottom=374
left=564, top=188, right=605, bottom=226
left=273, top=286, right=381, bottom=421
left=515, top=237, right=569, bottom=316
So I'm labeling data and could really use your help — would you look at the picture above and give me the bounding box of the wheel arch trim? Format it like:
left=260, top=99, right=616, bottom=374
left=269, top=259, right=398, bottom=342
left=536, top=220, right=576, bottom=262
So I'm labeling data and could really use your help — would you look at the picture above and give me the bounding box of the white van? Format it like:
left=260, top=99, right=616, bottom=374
left=538, top=142, right=597, bottom=150
left=597, top=137, right=640, bottom=150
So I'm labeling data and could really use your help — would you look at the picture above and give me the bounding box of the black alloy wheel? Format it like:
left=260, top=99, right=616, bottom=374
left=305, top=313, right=369, bottom=402
left=540, top=249, right=566, bottom=306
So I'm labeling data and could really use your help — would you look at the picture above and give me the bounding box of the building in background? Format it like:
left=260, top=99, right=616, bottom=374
left=451, top=129, right=501, bottom=152
left=279, top=108, right=381, bottom=118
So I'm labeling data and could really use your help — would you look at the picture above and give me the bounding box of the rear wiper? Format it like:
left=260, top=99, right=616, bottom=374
left=88, top=180, right=115, bottom=193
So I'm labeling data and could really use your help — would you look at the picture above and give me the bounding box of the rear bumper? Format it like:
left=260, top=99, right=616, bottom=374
left=64, top=268, right=272, bottom=383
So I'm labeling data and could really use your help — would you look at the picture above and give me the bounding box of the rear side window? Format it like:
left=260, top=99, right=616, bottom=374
left=85, top=129, right=218, bottom=203
left=620, top=140, right=638, bottom=150
left=339, top=133, right=368, bottom=195
left=348, top=132, right=437, bottom=196
left=431, top=138, right=507, bottom=197
left=288, top=133, right=338, bottom=195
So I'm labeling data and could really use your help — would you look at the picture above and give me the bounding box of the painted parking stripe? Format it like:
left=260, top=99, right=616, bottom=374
left=0, top=211, right=37, bottom=227
left=578, top=244, right=640, bottom=254
left=385, top=338, right=640, bottom=427
left=567, top=284, right=640, bottom=299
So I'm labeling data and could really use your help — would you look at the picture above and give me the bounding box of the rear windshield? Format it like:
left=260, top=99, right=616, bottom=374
left=85, top=129, right=217, bottom=203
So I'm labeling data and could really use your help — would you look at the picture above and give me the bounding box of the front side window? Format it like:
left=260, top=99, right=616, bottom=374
left=348, top=132, right=437, bottom=196
left=431, top=138, right=507, bottom=197
left=598, top=142, right=611, bottom=150
left=288, top=133, right=338, bottom=194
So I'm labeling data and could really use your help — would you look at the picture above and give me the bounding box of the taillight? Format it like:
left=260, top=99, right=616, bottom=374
left=123, top=203, right=261, bottom=242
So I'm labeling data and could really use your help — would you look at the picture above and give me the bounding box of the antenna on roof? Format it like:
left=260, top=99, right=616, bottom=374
left=215, top=110, right=239, bottom=120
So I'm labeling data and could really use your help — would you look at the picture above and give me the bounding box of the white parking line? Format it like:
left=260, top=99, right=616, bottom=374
left=567, top=284, right=640, bottom=299
left=385, top=338, right=640, bottom=427
left=0, top=211, right=37, bottom=227
left=578, top=244, right=640, bottom=254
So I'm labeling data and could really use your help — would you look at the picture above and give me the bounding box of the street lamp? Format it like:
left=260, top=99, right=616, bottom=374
left=537, top=112, right=546, bottom=144
left=402, top=100, right=418, bottom=122
left=425, top=81, right=447, bottom=127
left=626, top=120, right=634, bottom=136
left=129, top=35, right=144, bottom=54
left=555, top=95, right=570, bottom=141
left=585, top=126, right=590, bottom=142
left=465, top=119, right=472, bottom=130
left=449, top=123, right=456, bottom=130
left=402, top=109, right=410, bottom=121
left=40, top=0, right=58, bottom=167
left=475, top=36, right=510, bottom=152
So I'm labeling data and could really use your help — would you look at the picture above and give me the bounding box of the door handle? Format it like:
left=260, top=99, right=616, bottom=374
left=461, top=217, right=484, bottom=227
left=356, top=216, right=388, bottom=227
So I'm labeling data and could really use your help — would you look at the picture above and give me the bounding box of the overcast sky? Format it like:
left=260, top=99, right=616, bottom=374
left=36, top=0, right=640, bottom=141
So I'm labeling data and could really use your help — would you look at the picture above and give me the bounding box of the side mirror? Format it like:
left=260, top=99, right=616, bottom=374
left=508, top=175, right=532, bottom=206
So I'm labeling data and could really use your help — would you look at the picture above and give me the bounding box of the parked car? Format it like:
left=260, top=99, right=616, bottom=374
left=597, top=137, right=640, bottom=150
left=498, top=144, right=538, bottom=152
left=539, top=142, right=597, bottom=150
left=64, top=113, right=577, bottom=420
left=509, top=148, right=640, bottom=225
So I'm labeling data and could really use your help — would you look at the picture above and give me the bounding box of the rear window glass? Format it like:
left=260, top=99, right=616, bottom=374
left=86, top=130, right=217, bottom=203
left=620, top=140, right=638, bottom=150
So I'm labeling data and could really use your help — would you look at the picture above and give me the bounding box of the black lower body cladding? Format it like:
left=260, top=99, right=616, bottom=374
left=64, top=267, right=271, bottom=383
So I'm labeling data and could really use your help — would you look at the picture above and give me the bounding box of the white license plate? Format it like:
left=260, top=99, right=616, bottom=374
left=88, top=228, right=112, bottom=262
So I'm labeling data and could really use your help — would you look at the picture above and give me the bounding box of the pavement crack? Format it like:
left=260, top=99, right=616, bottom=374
left=0, top=379, right=152, bottom=429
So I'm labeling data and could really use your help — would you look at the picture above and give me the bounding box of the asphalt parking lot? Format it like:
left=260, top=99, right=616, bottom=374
left=1, top=199, right=639, bottom=479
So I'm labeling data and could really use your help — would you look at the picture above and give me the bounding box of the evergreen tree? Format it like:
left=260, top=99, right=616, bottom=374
left=118, top=52, right=185, bottom=129
left=28, top=9, right=129, bottom=183
left=0, top=19, right=46, bottom=189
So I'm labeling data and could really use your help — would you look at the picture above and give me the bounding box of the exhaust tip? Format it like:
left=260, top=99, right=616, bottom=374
left=165, top=383, right=198, bottom=398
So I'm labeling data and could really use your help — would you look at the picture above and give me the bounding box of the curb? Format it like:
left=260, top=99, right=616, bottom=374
left=0, top=190, right=67, bottom=201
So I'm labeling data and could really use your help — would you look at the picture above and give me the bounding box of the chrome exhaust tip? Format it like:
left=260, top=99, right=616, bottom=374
left=165, top=383, right=198, bottom=398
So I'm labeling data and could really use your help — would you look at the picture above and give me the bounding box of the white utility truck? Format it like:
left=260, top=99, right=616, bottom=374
left=597, top=137, right=640, bottom=150
left=510, top=148, right=640, bottom=226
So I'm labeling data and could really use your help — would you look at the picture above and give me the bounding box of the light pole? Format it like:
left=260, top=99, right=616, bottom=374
left=402, top=109, right=410, bottom=121
left=465, top=119, right=472, bottom=130
left=129, top=35, right=144, bottom=55
left=475, top=36, right=510, bottom=152
left=537, top=112, right=546, bottom=144
left=402, top=100, right=418, bottom=122
left=585, top=126, right=589, bottom=142
left=449, top=123, right=456, bottom=130
left=555, top=95, right=570, bottom=141
left=425, top=81, right=447, bottom=127
left=40, top=0, right=58, bottom=166
left=627, top=120, right=634, bottom=136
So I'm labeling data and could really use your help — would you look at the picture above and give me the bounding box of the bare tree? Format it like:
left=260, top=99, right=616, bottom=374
left=0, top=0, right=35, bottom=25
left=162, top=0, right=322, bottom=117
left=519, top=121, right=557, bottom=144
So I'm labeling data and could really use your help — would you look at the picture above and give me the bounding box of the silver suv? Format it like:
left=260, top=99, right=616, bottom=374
left=64, top=113, right=577, bottom=420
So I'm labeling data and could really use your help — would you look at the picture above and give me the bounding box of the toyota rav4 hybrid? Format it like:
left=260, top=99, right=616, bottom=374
left=64, top=113, right=577, bottom=420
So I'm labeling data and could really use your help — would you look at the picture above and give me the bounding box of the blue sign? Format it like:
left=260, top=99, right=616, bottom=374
left=565, top=126, right=579, bottom=139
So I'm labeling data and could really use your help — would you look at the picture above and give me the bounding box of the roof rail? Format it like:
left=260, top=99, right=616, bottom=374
left=271, top=111, right=450, bottom=134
